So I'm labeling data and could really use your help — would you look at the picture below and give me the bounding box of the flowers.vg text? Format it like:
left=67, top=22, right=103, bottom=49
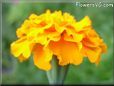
left=75, top=2, right=113, bottom=7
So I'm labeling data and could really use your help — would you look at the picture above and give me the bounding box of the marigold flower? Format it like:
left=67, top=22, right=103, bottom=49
left=11, top=10, right=107, bottom=71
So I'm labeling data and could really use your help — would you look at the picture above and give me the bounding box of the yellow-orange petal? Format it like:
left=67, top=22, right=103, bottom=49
left=74, top=16, right=91, bottom=32
left=16, top=20, right=31, bottom=38
left=82, top=37, right=100, bottom=48
left=33, top=44, right=53, bottom=71
left=18, top=54, right=28, bottom=62
left=99, top=41, right=107, bottom=53
left=64, top=32, right=83, bottom=42
left=29, top=14, right=38, bottom=20
left=63, top=12, right=76, bottom=23
left=82, top=46, right=102, bottom=63
left=55, top=23, right=66, bottom=33
left=49, top=38, right=83, bottom=65
left=11, top=37, right=32, bottom=58
left=95, top=56, right=101, bottom=65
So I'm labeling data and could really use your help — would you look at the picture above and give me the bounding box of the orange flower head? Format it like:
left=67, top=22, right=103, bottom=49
left=11, top=10, right=107, bottom=71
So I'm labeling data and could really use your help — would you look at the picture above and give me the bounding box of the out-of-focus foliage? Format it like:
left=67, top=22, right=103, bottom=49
left=2, top=1, right=113, bottom=84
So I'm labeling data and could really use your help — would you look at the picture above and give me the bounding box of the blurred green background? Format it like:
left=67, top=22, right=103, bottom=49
left=2, top=1, right=113, bottom=85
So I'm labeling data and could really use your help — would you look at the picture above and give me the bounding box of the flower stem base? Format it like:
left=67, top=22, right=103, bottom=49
left=46, top=56, right=69, bottom=85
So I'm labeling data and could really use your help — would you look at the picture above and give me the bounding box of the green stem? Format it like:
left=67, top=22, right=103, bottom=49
left=57, top=65, right=69, bottom=84
left=46, top=56, right=69, bottom=85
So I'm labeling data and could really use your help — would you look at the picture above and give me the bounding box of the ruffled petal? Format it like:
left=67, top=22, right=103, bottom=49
left=64, top=31, right=83, bottom=42
left=99, top=40, right=107, bottom=53
left=74, top=16, right=92, bottom=32
left=18, top=55, right=28, bottom=62
left=16, top=20, right=31, bottom=38
left=33, top=44, right=53, bottom=71
left=49, top=38, right=83, bottom=65
left=81, top=46, right=102, bottom=63
left=95, top=56, right=101, bottom=65
left=11, top=37, right=32, bottom=58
